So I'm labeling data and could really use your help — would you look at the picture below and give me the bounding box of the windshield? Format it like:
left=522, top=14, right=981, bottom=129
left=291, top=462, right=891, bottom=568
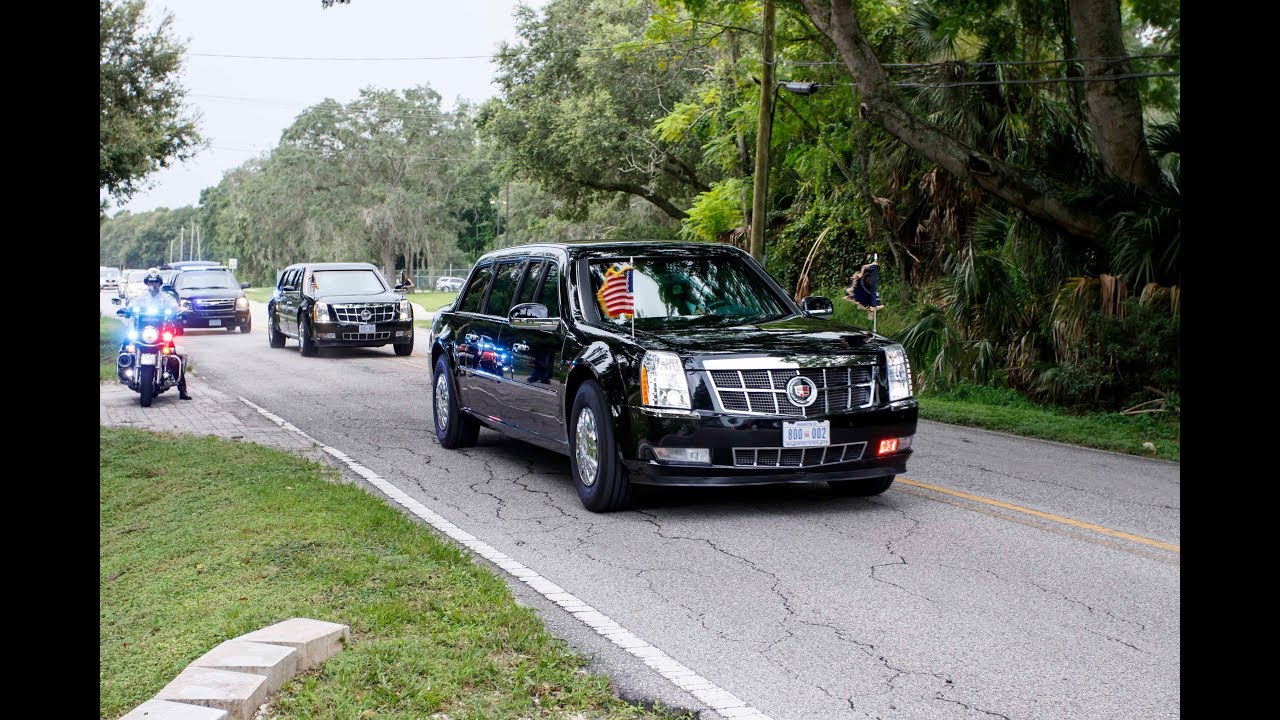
left=310, top=269, right=386, bottom=296
left=175, top=270, right=239, bottom=290
left=586, top=256, right=792, bottom=329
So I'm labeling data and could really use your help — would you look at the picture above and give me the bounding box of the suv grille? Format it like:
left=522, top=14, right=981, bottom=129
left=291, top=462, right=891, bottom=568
left=194, top=298, right=236, bottom=310
left=733, top=442, right=867, bottom=468
left=708, top=366, right=875, bottom=417
left=332, top=303, right=397, bottom=323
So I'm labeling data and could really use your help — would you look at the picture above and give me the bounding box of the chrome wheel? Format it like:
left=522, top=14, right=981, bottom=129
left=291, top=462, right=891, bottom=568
left=575, top=407, right=600, bottom=487
left=435, top=372, right=450, bottom=432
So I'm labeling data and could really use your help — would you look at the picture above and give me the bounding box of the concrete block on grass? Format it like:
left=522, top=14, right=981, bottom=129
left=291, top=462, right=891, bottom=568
left=120, top=699, right=229, bottom=720
left=238, top=617, right=349, bottom=670
left=189, top=639, right=299, bottom=694
left=154, top=667, right=269, bottom=720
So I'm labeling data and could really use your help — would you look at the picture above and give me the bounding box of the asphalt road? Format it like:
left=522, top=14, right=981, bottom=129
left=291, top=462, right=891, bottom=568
left=103, top=292, right=1180, bottom=720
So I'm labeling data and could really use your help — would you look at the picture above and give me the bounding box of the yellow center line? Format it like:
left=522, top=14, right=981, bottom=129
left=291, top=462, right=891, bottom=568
left=895, top=477, right=1180, bottom=553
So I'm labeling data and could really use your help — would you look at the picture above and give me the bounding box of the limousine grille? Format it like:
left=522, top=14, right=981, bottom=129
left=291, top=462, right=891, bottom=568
left=341, top=331, right=390, bottom=341
left=332, top=303, right=397, bottom=323
left=708, top=365, right=875, bottom=417
left=733, top=442, right=867, bottom=468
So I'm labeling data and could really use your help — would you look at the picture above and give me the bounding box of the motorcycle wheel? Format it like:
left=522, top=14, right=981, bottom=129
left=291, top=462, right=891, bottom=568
left=139, top=366, right=155, bottom=407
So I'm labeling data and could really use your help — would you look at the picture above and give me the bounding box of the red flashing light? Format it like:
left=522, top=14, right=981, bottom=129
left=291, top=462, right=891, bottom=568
left=877, top=438, right=899, bottom=456
left=162, top=331, right=174, bottom=342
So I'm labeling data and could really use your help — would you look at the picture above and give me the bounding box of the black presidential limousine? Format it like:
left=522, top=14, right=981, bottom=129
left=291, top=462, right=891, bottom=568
left=429, top=241, right=917, bottom=512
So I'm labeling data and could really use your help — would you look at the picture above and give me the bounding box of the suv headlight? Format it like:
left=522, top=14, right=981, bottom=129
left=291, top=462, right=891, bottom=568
left=640, top=351, right=691, bottom=409
left=399, top=300, right=412, bottom=321
left=885, top=344, right=913, bottom=402
left=313, top=303, right=330, bottom=323
left=179, top=299, right=192, bottom=309
left=235, top=297, right=248, bottom=310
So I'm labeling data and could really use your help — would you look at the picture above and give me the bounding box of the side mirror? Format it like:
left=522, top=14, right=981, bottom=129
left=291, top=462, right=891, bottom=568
left=115, top=307, right=128, bottom=316
left=508, top=302, right=558, bottom=327
left=394, top=283, right=404, bottom=291
left=111, top=297, right=122, bottom=306
left=800, top=295, right=834, bottom=318
left=240, top=282, right=250, bottom=289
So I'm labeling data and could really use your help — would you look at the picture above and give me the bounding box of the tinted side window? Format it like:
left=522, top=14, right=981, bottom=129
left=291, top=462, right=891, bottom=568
left=457, top=264, right=494, bottom=314
left=536, top=262, right=561, bottom=317
left=514, top=260, right=544, bottom=307
left=483, top=260, right=524, bottom=317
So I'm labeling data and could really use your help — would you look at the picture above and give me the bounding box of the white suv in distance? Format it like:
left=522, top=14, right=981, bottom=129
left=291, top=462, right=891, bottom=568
left=435, top=276, right=465, bottom=292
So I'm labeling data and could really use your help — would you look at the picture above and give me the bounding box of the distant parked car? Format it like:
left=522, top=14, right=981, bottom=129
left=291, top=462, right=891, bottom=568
left=100, top=266, right=120, bottom=289
left=435, top=276, right=465, bottom=292
left=119, top=269, right=148, bottom=300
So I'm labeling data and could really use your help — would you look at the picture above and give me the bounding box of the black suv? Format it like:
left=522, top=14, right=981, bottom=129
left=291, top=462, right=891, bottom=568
left=168, top=266, right=252, bottom=333
left=429, top=241, right=918, bottom=512
left=267, top=262, right=414, bottom=356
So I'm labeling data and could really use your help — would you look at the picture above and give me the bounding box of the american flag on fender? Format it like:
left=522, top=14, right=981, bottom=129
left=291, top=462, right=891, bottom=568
left=596, top=262, right=635, bottom=319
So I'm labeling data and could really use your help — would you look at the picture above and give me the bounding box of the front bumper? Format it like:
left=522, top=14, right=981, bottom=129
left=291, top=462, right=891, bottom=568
left=620, top=400, right=917, bottom=486
left=183, top=308, right=250, bottom=328
left=312, top=319, right=414, bottom=347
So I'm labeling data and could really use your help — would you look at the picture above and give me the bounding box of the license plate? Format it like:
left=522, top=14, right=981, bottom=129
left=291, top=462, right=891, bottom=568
left=139, top=353, right=157, bottom=366
left=208, top=319, right=221, bottom=326
left=782, top=419, right=830, bottom=448
left=359, top=323, right=376, bottom=334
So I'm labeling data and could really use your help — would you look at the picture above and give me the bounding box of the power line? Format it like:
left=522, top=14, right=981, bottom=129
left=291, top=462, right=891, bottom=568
left=782, top=53, right=1179, bottom=68
left=889, top=71, right=1180, bottom=89
left=187, top=37, right=727, bottom=63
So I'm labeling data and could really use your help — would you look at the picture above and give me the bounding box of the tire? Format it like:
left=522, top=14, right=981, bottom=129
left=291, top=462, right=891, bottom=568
left=828, top=475, right=895, bottom=497
left=267, top=313, right=284, bottom=348
left=299, top=316, right=318, bottom=357
left=433, top=357, right=479, bottom=448
left=239, top=316, right=252, bottom=334
left=569, top=380, right=633, bottom=512
left=139, top=366, right=155, bottom=407
left=393, top=340, right=413, bottom=357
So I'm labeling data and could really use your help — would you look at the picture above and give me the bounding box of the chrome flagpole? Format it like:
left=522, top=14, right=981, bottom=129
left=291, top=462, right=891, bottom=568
left=630, top=256, right=635, bottom=340
left=872, top=253, right=878, bottom=335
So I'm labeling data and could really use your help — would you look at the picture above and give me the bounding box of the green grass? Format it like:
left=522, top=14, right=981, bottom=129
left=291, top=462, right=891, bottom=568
left=101, top=316, right=123, bottom=382
left=243, top=287, right=273, bottom=304
left=99, top=428, right=689, bottom=720
left=918, top=384, right=1180, bottom=462
left=407, top=291, right=458, bottom=312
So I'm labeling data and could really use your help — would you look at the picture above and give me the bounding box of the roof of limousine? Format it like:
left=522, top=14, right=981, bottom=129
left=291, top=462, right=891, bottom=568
left=480, top=241, right=749, bottom=261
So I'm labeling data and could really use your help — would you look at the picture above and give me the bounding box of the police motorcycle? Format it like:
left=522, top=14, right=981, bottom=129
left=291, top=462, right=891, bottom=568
left=114, top=302, right=187, bottom=407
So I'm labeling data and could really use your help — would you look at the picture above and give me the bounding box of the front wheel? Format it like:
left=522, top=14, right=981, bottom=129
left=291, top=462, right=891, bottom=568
left=433, top=357, right=479, bottom=448
left=138, top=366, right=155, bottom=407
left=239, top=316, right=252, bottom=334
left=828, top=475, right=895, bottom=497
left=267, top=313, right=284, bottom=348
left=299, top=317, right=318, bottom=357
left=393, top=340, right=413, bottom=357
left=569, top=380, right=633, bottom=512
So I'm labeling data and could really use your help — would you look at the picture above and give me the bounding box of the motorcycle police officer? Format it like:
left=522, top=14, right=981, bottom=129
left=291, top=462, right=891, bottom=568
left=126, top=268, right=192, bottom=400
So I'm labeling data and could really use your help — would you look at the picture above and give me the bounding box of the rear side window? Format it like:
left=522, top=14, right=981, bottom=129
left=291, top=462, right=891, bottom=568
left=457, top=264, right=494, bottom=314
left=514, top=260, right=544, bottom=307
left=483, top=260, right=524, bottom=317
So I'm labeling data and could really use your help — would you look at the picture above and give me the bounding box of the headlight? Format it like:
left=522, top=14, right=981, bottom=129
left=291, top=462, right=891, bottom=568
left=399, top=300, right=412, bottom=321
left=313, top=303, right=330, bottom=323
left=179, top=299, right=191, bottom=309
left=640, top=351, right=691, bottom=409
left=141, top=326, right=159, bottom=344
left=235, top=297, right=249, bottom=310
left=885, top=343, right=913, bottom=401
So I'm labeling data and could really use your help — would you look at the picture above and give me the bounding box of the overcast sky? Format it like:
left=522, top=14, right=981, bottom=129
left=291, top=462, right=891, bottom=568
left=106, top=0, right=549, bottom=216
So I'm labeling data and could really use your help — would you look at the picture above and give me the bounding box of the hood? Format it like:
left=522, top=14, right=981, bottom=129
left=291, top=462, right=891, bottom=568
left=311, top=292, right=402, bottom=305
left=179, top=288, right=243, bottom=301
left=633, top=315, right=895, bottom=361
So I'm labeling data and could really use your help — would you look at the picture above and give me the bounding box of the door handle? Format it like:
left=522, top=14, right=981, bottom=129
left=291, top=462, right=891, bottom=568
left=513, top=342, right=530, bottom=353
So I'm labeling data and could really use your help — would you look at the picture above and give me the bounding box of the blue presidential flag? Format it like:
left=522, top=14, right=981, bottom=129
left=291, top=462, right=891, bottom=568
left=847, top=260, right=884, bottom=312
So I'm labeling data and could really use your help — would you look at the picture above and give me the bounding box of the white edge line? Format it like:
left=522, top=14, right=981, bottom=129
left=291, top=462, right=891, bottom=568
left=236, top=395, right=773, bottom=720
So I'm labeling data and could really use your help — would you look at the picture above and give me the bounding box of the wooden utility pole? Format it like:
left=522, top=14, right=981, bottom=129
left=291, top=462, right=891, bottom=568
left=749, top=0, right=776, bottom=263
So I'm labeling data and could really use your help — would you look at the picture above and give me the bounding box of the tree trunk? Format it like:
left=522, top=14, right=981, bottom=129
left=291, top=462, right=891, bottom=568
left=567, top=174, right=688, bottom=220
left=795, top=0, right=1108, bottom=241
left=1068, top=0, right=1163, bottom=193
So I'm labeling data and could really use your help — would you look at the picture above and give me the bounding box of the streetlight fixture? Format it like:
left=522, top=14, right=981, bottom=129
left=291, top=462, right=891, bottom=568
left=750, top=79, right=823, bottom=265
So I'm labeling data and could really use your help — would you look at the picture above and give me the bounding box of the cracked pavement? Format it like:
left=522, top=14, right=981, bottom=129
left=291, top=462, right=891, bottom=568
left=104, top=294, right=1180, bottom=720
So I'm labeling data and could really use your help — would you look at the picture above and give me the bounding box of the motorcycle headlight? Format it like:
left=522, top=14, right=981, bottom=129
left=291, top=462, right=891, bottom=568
left=313, top=303, right=330, bottom=323
left=141, top=326, right=159, bottom=344
left=885, top=344, right=913, bottom=402
left=399, top=300, right=412, bottom=321
left=235, top=297, right=248, bottom=310
left=640, top=351, right=691, bottom=409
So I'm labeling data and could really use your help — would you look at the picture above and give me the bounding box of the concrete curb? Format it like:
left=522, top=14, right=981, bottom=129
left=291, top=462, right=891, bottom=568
left=120, top=618, right=349, bottom=720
